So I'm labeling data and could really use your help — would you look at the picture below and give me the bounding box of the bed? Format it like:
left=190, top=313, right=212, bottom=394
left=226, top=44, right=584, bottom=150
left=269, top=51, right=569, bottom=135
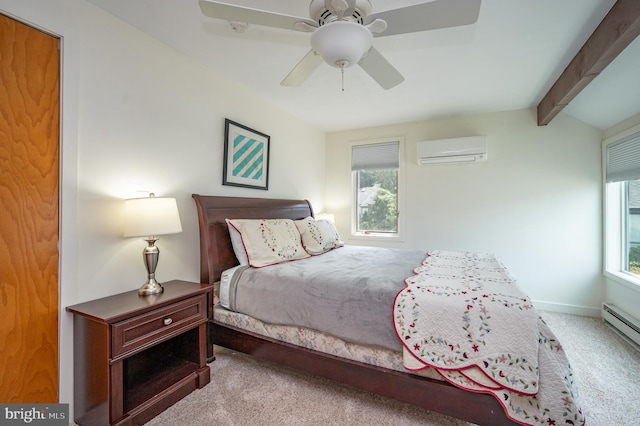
left=192, top=194, right=584, bottom=426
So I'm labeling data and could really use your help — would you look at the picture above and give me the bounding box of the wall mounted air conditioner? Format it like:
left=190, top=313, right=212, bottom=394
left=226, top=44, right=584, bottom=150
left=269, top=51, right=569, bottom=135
left=417, top=136, right=487, bottom=165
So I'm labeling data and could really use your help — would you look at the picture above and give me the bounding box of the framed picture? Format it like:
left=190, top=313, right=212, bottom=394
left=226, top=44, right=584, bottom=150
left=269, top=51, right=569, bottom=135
left=223, top=119, right=270, bottom=190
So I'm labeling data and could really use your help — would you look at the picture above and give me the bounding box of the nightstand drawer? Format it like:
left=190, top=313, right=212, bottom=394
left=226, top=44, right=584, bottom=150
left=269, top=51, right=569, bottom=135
left=111, top=294, right=207, bottom=357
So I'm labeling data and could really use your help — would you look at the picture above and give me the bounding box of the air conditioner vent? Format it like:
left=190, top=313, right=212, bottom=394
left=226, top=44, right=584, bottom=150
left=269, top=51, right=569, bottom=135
left=417, top=136, right=487, bottom=165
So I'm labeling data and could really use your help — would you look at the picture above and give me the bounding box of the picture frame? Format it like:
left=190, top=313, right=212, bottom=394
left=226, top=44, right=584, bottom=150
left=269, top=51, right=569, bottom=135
left=223, top=119, right=270, bottom=190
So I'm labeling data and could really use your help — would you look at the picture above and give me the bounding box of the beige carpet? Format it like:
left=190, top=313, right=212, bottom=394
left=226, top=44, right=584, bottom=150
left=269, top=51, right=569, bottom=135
left=145, top=311, right=640, bottom=426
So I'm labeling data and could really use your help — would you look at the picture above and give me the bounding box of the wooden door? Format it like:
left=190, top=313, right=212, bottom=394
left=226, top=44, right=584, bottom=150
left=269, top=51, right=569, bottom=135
left=0, top=13, right=60, bottom=402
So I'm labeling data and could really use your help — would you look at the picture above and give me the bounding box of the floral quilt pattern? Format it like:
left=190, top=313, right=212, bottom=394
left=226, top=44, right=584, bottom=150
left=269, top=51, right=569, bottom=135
left=394, top=250, right=585, bottom=425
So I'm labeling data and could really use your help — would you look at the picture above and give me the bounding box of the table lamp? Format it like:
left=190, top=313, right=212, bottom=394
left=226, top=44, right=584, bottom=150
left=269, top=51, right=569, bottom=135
left=123, top=193, right=182, bottom=295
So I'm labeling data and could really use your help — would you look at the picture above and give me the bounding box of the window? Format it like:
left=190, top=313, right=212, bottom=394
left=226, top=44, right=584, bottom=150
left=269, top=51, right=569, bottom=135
left=604, top=129, right=640, bottom=287
left=628, top=181, right=640, bottom=275
left=351, top=140, right=402, bottom=239
left=356, top=168, right=398, bottom=232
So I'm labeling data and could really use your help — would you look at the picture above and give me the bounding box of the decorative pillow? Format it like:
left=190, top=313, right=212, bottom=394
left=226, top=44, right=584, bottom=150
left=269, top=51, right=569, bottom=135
left=226, top=218, right=310, bottom=267
left=225, top=219, right=249, bottom=265
left=295, top=217, right=344, bottom=255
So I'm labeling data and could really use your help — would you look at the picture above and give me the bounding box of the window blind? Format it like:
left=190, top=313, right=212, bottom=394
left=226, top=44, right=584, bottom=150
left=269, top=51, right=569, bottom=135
left=607, top=131, right=640, bottom=183
left=351, top=141, right=399, bottom=170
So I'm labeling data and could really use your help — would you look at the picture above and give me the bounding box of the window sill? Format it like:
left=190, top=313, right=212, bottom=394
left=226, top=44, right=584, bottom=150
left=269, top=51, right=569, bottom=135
left=350, top=232, right=403, bottom=242
left=604, top=270, right=640, bottom=293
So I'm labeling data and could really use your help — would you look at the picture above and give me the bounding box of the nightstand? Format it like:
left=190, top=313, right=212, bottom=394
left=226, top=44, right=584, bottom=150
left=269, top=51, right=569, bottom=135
left=67, top=280, right=212, bottom=426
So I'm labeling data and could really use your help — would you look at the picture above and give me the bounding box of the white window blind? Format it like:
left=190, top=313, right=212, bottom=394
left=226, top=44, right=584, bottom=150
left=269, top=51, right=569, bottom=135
left=607, top=131, right=640, bottom=183
left=351, top=141, right=400, bottom=170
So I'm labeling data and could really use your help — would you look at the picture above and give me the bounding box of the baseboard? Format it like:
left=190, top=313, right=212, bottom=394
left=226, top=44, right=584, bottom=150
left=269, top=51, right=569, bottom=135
left=532, top=300, right=601, bottom=318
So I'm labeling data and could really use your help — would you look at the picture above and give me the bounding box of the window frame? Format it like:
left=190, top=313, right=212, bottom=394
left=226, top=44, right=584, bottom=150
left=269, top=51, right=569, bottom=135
left=349, top=137, right=405, bottom=242
left=603, top=124, right=640, bottom=291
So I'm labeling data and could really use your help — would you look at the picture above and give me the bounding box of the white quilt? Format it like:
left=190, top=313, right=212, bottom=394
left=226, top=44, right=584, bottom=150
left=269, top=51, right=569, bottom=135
left=394, top=250, right=585, bottom=425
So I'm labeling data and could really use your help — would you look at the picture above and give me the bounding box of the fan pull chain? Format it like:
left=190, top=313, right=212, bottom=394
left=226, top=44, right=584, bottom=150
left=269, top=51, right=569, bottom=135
left=336, top=59, right=348, bottom=92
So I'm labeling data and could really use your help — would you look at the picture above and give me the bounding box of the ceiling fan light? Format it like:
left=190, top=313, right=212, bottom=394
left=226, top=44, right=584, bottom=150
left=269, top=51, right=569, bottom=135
left=311, top=21, right=373, bottom=68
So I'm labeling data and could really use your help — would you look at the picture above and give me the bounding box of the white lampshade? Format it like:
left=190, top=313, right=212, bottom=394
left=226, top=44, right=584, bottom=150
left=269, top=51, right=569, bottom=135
left=124, top=196, right=182, bottom=238
left=311, top=21, right=373, bottom=68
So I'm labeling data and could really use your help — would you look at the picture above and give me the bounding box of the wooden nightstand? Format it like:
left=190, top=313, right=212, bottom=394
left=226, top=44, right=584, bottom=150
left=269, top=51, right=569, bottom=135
left=67, top=280, right=212, bottom=426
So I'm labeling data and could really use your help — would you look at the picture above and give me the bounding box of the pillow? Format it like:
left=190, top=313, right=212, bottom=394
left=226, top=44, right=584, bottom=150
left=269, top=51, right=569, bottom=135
left=225, top=219, right=249, bottom=265
left=226, top=218, right=310, bottom=267
left=295, top=217, right=344, bottom=255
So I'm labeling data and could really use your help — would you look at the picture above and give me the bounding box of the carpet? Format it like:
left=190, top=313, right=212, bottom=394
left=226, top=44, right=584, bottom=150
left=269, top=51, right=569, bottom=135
left=145, top=311, right=640, bottom=426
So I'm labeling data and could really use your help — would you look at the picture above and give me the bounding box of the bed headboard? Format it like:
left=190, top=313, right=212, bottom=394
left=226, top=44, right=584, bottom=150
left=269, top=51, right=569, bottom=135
left=192, top=194, right=314, bottom=284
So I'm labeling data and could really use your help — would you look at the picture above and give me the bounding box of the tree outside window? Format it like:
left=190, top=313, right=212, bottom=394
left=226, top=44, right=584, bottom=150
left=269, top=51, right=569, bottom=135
left=356, top=169, right=398, bottom=233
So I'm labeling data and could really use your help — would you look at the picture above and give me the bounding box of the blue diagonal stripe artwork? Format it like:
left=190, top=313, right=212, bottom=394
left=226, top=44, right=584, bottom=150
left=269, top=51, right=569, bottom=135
left=232, top=133, right=264, bottom=180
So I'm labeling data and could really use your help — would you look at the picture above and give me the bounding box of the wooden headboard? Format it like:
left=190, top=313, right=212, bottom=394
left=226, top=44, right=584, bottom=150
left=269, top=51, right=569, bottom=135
left=192, top=194, right=314, bottom=285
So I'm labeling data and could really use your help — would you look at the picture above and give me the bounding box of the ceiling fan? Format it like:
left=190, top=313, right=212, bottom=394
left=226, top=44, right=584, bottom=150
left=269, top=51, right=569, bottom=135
left=199, top=0, right=481, bottom=90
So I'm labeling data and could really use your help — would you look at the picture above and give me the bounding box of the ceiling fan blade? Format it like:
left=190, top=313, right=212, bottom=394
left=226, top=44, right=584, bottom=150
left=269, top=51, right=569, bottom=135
left=358, top=47, right=404, bottom=90
left=281, top=50, right=324, bottom=87
left=365, top=0, right=481, bottom=37
left=199, top=0, right=316, bottom=31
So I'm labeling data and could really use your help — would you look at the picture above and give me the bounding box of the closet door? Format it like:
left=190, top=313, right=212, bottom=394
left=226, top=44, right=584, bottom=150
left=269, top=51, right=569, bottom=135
left=0, top=13, right=60, bottom=402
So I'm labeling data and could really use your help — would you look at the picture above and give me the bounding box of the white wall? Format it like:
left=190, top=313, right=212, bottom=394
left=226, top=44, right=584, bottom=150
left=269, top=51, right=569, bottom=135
left=71, top=6, right=327, bottom=301
left=325, top=109, right=604, bottom=316
left=0, top=0, right=325, bottom=415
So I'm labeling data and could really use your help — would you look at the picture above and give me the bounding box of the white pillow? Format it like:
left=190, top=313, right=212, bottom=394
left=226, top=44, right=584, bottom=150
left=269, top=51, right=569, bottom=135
left=295, top=217, right=344, bottom=255
left=226, top=218, right=310, bottom=267
left=226, top=219, right=249, bottom=265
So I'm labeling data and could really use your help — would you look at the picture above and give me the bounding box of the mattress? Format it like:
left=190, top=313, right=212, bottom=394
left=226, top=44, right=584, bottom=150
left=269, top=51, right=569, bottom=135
left=216, top=246, right=441, bottom=380
left=213, top=304, right=443, bottom=381
left=219, top=264, right=243, bottom=309
left=218, top=245, right=427, bottom=351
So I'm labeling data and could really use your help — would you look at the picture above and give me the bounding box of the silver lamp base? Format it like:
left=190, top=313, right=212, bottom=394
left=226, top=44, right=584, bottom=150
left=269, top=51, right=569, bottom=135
left=138, top=237, right=164, bottom=296
left=138, top=278, right=164, bottom=296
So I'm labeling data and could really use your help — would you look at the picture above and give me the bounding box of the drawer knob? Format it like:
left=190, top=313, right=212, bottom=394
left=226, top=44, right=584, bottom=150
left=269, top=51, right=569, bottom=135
left=163, top=318, right=173, bottom=326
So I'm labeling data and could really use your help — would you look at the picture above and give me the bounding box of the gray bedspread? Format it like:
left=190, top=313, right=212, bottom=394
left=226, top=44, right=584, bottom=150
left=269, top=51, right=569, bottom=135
left=226, top=245, right=426, bottom=351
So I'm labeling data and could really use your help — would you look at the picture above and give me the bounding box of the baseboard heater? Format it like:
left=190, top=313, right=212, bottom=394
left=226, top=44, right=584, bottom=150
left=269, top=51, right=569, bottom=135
left=602, top=303, right=640, bottom=348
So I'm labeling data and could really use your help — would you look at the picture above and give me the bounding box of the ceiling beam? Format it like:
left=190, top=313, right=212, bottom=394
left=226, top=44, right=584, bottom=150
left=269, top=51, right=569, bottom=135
left=537, top=0, right=640, bottom=126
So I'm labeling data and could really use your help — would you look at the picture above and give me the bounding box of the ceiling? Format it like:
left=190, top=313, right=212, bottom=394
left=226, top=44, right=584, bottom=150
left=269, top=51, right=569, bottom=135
left=85, top=0, right=639, bottom=132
